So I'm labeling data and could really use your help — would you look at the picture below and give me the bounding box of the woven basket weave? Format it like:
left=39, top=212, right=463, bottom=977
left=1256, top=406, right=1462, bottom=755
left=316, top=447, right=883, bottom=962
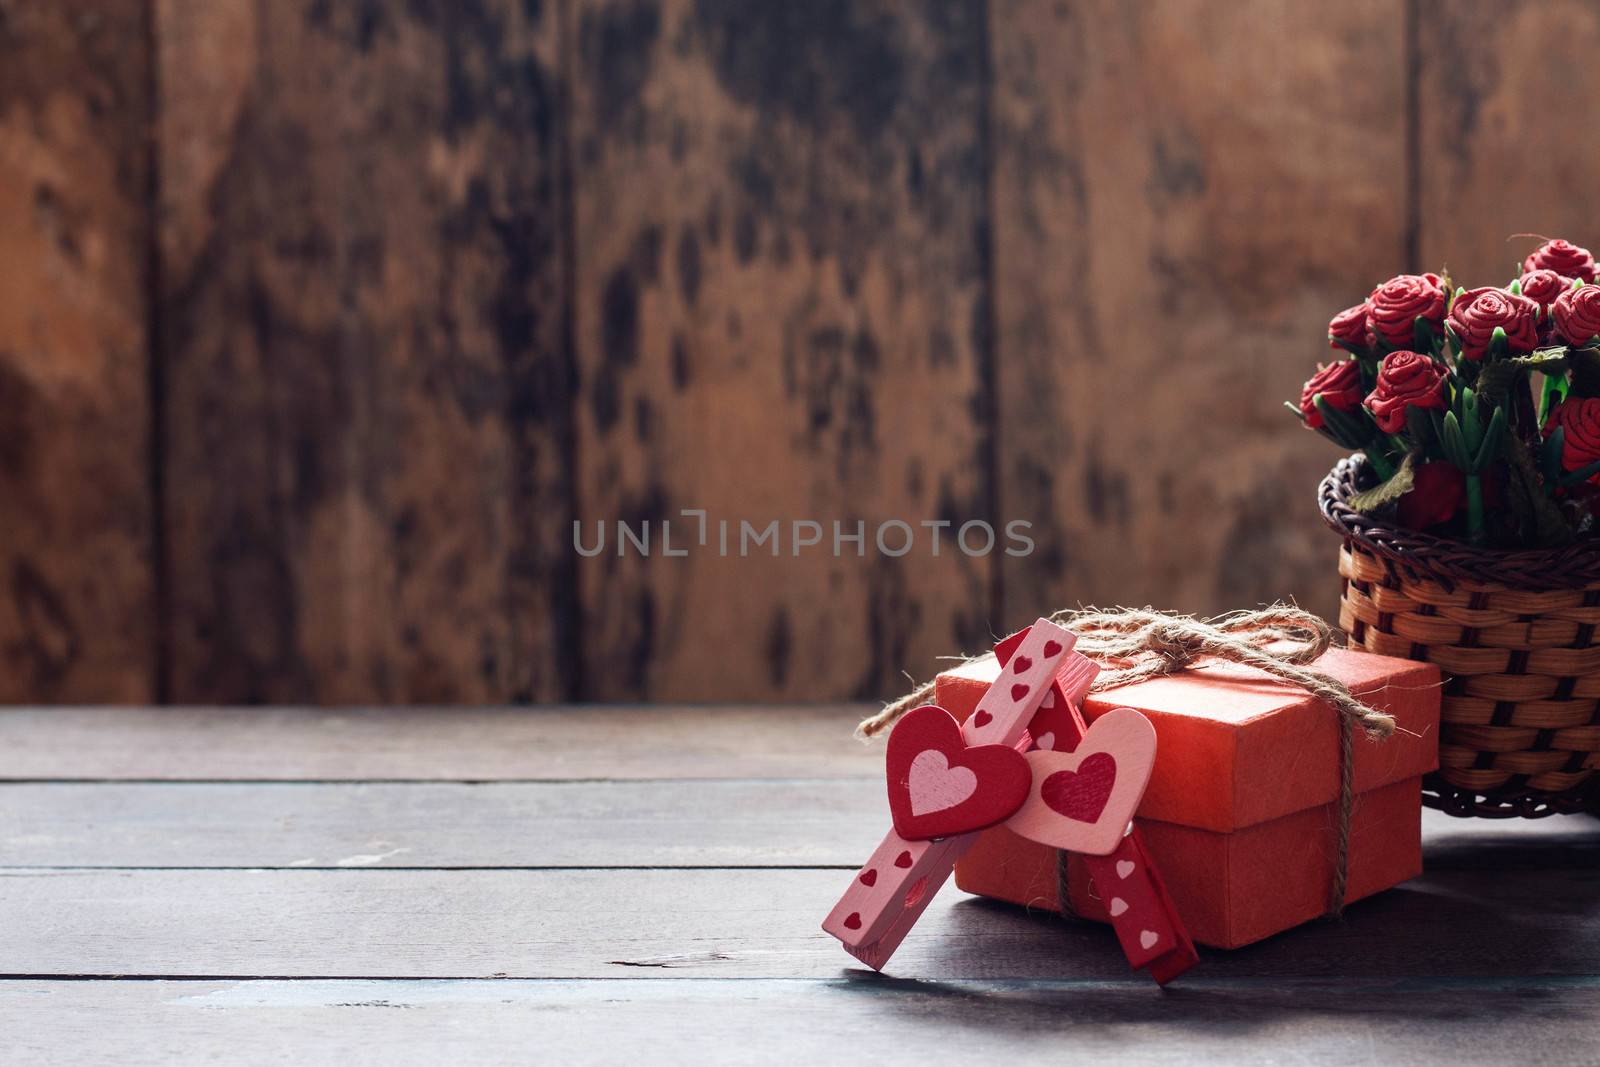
left=1319, top=455, right=1600, bottom=818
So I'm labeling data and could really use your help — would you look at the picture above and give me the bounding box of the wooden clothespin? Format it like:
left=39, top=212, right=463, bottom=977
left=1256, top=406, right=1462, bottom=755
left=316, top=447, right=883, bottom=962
left=992, top=626, right=1197, bottom=985
left=822, top=618, right=1198, bottom=984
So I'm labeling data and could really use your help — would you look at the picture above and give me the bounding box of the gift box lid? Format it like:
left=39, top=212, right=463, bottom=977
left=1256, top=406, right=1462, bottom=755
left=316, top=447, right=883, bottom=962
left=935, top=646, right=1439, bottom=833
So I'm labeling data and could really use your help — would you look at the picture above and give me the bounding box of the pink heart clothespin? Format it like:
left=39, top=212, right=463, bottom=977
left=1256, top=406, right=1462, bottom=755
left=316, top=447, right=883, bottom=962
left=821, top=618, right=1092, bottom=969
left=990, top=629, right=1197, bottom=984
left=822, top=618, right=1198, bottom=985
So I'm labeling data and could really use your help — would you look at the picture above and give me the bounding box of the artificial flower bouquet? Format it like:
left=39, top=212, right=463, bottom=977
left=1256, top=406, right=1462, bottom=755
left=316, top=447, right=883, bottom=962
left=1292, top=238, right=1600, bottom=546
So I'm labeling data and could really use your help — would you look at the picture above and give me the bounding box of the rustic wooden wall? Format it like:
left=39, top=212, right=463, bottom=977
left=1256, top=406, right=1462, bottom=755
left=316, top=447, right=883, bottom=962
left=568, top=0, right=995, bottom=700
left=4, top=0, right=1600, bottom=704
left=156, top=0, right=571, bottom=703
left=0, top=0, right=155, bottom=702
left=1416, top=0, right=1600, bottom=284
left=987, top=0, right=1410, bottom=636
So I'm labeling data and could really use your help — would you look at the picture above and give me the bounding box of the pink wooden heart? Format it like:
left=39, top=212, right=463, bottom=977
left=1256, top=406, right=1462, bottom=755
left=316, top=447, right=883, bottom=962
left=1004, top=707, right=1156, bottom=855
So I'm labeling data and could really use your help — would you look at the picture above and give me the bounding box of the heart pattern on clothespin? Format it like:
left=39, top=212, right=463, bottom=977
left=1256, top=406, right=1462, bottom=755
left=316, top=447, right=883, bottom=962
left=885, top=705, right=1032, bottom=840
left=822, top=615, right=1195, bottom=986
left=1005, top=706, right=1157, bottom=856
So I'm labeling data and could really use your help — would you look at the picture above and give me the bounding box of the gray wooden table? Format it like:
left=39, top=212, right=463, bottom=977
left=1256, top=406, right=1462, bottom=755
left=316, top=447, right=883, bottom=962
left=1, top=705, right=1597, bottom=1065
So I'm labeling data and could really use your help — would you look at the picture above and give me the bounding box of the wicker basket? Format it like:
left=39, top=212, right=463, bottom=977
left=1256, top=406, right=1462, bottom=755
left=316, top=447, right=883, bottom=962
left=1320, top=455, right=1600, bottom=818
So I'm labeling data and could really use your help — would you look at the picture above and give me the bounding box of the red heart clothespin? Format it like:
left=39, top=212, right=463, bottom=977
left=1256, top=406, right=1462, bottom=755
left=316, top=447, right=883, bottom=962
left=822, top=619, right=1198, bottom=985
left=885, top=705, right=1032, bottom=841
left=822, top=619, right=1088, bottom=968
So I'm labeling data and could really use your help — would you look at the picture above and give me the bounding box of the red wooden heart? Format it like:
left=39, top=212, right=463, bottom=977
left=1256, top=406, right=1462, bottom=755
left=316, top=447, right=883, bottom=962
left=885, top=704, right=1032, bottom=840
left=1042, top=639, right=1062, bottom=658
left=1012, top=655, right=1033, bottom=674
left=973, top=708, right=992, bottom=727
left=1010, top=683, right=1029, bottom=702
left=1040, top=751, right=1117, bottom=822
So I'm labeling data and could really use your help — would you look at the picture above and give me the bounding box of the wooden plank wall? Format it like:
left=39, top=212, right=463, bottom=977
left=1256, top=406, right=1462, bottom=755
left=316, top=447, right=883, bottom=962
left=0, top=1, right=155, bottom=702
left=4, top=0, right=1600, bottom=704
left=569, top=0, right=995, bottom=700
left=156, top=0, right=572, bottom=703
left=989, top=0, right=1410, bottom=628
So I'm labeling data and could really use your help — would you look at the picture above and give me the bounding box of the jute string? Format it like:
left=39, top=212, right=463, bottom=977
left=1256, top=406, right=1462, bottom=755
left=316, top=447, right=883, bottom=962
left=855, top=606, right=1396, bottom=918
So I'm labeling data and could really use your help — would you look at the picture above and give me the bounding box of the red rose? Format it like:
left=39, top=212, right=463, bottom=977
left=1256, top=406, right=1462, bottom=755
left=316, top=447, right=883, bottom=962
left=1328, top=303, right=1369, bottom=348
left=1446, top=286, right=1539, bottom=360
left=1367, top=274, right=1446, bottom=348
left=1547, top=396, right=1600, bottom=472
left=1299, top=360, right=1364, bottom=428
left=1517, top=268, right=1567, bottom=313
left=1552, top=284, right=1600, bottom=347
left=1365, top=351, right=1447, bottom=434
left=1523, top=238, right=1598, bottom=284
left=1397, top=461, right=1465, bottom=530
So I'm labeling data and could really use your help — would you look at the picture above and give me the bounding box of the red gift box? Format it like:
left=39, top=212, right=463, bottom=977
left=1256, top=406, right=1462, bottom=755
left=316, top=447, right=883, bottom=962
left=938, top=647, right=1440, bottom=949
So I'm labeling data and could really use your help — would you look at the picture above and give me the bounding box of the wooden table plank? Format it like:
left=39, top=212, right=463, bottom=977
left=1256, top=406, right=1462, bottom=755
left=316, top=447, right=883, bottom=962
left=0, top=780, right=884, bottom=868
left=2, top=779, right=1592, bottom=870
left=4, top=865, right=1598, bottom=980
left=0, top=704, right=881, bottom=780
left=4, top=977, right=1598, bottom=1067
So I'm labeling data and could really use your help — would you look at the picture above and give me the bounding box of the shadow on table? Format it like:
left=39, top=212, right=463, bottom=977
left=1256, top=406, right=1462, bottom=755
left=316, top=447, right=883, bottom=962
left=834, top=825, right=1600, bottom=1035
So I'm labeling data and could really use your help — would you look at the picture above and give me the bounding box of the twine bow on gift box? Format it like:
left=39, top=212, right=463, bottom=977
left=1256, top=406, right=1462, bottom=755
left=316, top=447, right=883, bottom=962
left=857, top=605, right=1397, bottom=918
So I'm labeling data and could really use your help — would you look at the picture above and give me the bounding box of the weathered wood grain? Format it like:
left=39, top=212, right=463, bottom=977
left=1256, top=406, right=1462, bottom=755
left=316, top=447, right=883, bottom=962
left=0, top=703, right=881, bottom=779
left=1417, top=0, right=1600, bottom=284
left=988, top=0, right=1408, bottom=630
left=4, top=977, right=1598, bottom=1067
left=0, top=0, right=154, bottom=702
left=0, top=779, right=886, bottom=867
left=2, top=778, right=1592, bottom=870
left=569, top=0, right=996, bottom=701
left=5, top=863, right=1597, bottom=979
left=155, top=0, right=573, bottom=703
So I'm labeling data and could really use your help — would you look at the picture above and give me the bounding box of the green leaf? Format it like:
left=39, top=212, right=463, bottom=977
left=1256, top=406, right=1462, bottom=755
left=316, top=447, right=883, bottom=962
left=1346, top=452, right=1416, bottom=514
left=1412, top=317, right=1435, bottom=353
left=1313, top=395, right=1374, bottom=449
left=1441, top=410, right=1469, bottom=468
left=1488, top=325, right=1509, bottom=362
left=1460, top=388, right=1484, bottom=455
left=1540, top=372, right=1569, bottom=424
left=1444, top=321, right=1463, bottom=361
left=1543, top=425, right=1567, bottom=484
left=1473, top=404, right=1506, bottom=471
left=1559, top=457, right=1600, bottom=487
